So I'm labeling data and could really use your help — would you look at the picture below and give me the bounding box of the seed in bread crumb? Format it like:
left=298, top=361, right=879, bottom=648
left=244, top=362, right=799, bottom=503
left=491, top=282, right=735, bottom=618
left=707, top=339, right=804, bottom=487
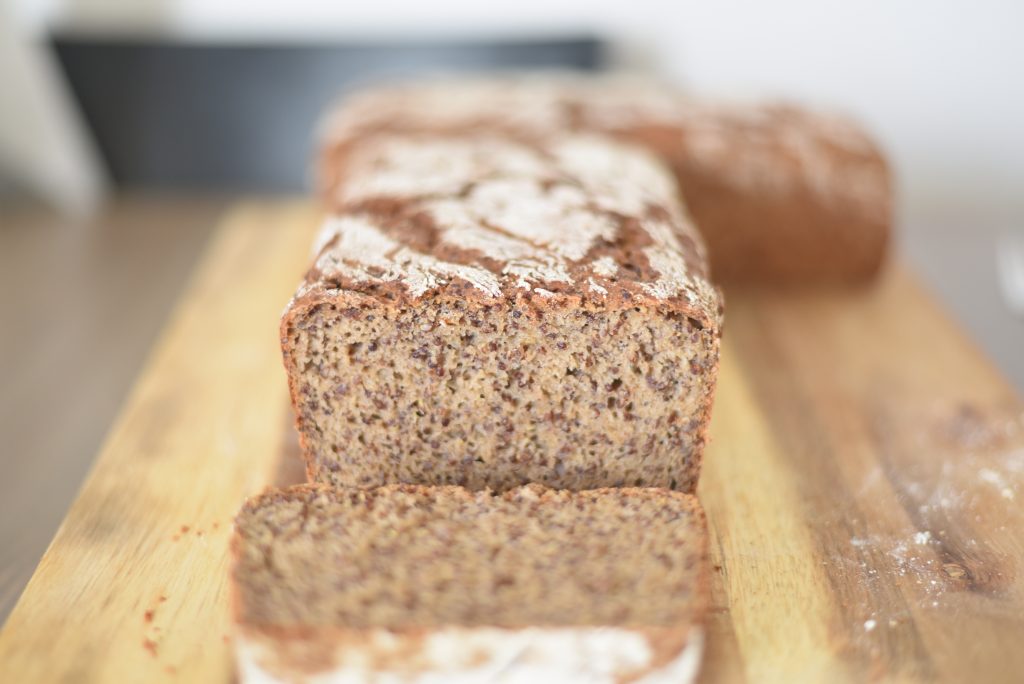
left=943, top=563, right=967, bottom=579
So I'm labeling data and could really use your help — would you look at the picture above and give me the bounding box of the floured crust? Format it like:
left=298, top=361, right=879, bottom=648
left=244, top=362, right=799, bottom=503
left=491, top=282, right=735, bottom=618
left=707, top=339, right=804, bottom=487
left=236, top=626, right=705, bottom=684
left=231, top=484, right=709, bottom=684
left=314, top=74, right=684, bottom=146
left=318, top=74, right=888, bottom=215
left=316, top=73, right=892, bottom=282
left=298, top=133, right=720, bottom=319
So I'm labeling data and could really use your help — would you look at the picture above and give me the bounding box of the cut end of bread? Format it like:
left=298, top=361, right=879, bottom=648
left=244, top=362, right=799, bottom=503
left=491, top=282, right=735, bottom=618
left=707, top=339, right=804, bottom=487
left=232, top=484, right=708, bottom=683
left=282, top=293, right=718, bottom=492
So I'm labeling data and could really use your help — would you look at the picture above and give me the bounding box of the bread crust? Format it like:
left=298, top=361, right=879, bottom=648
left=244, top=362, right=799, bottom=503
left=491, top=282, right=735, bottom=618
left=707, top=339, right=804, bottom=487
left=316, top=74, right=891, bottom=282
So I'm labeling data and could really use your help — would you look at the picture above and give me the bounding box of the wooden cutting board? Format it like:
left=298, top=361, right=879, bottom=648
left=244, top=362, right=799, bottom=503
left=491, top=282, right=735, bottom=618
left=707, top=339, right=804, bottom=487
left=1, top=201, right=1021, bottom=683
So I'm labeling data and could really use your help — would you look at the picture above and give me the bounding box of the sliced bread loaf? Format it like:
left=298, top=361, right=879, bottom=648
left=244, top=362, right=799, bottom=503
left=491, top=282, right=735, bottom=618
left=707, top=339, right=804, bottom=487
left=282, top=134, right=721, bottom=492
left=232, top=484, right=708, bottom=683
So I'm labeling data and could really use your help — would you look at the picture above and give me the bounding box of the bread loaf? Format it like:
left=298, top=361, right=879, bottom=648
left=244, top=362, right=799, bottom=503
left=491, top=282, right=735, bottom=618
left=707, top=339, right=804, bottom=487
left=232, top=484, right=708, bottom=684
left=282, top=134, right=721, bottom=492
left=317, top=74, right=892, bottom=282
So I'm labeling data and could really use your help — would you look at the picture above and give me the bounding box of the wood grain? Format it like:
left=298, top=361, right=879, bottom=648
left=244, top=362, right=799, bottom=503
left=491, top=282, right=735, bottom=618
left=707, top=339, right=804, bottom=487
left=0, top=198, right=227, bottom=619
left=701, top=273, right=1024, bottom=682
left=0, top=201, right=321, bottom=682
left=1, top=201, right=1022, bottom=682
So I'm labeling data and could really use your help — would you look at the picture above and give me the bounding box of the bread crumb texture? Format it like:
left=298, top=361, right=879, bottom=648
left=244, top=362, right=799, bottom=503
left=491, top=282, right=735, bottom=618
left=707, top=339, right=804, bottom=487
left=232, top=485, right=707, bottom=682
left=234, top=484, right=706, bottom=628
left=284, top=135, right=721, bottom=492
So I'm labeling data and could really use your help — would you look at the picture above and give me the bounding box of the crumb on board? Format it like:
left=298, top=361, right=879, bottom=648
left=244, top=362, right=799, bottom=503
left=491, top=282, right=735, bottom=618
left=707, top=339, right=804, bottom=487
left=943, top=563, right=967, bottom=579
left=173, top=523, right=221, bottom=540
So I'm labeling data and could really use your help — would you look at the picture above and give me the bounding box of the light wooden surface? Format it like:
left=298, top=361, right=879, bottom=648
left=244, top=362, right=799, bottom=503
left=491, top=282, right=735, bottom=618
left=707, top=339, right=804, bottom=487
left=1, top=201, right=1022, bottom=682
left=701, top=274, right=1024, bottom=682
left=0, top=197, right=230, bottom=618
left=0, top=201, right=309, bottom=681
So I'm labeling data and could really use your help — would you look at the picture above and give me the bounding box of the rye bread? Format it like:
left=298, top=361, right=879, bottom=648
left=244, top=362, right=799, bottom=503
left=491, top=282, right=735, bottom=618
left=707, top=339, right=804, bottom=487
left=232, top=484, right=709, bottom=684
left=282, top=134, right=721, bottom=492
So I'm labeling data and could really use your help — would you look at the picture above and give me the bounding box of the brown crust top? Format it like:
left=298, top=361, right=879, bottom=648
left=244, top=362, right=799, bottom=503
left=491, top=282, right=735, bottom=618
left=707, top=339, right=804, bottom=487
left=317, top=73, right=890, bottom=228
left=296, top=134, right=721, bottom=324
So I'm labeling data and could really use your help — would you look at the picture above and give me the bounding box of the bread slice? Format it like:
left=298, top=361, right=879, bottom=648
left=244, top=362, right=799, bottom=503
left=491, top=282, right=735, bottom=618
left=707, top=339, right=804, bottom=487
left=282, top=134, right=721, bottom=493
left=316, top=74, right=891, bottom=282
left=232, top=484, right=708, bottom=683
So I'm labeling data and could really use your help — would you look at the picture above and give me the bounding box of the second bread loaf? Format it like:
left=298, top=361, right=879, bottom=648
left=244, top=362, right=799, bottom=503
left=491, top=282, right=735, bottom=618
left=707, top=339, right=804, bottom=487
left=282, top=134, right=722, bottom=492
left=317, top=75, right=892, bottom=282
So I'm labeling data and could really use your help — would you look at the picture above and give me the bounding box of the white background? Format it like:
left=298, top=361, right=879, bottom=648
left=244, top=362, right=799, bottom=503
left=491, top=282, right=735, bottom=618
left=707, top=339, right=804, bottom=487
left=11, top=0, right=1024, bottom=227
